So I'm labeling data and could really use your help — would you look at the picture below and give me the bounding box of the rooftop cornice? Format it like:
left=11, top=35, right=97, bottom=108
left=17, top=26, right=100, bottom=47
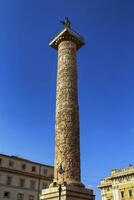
left=110, top=171, right=134, bottom=179
left=98, top=171, right=134, bottom=188
left=0, top=153, right=53, bottom=168
left=98, top=166, right=134, bottom=187
left=111, top=166, right=134, bottom=176
left=98, top=181, right=112, bottom=189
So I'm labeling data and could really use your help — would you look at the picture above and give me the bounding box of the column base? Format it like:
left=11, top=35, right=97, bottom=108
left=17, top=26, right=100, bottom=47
left=40, top=185, right=95, bottom=200
left=50, top=180, right=85, bottom=188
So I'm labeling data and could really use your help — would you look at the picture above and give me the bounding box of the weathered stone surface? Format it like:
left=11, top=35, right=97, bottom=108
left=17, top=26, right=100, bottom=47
left=54, top=40, right=81, bottom=185
left=40, top=185, right=95, bottom=200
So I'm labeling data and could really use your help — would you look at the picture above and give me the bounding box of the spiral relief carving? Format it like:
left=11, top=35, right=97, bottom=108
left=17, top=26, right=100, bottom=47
left=54, top=41, right=81, bottom=185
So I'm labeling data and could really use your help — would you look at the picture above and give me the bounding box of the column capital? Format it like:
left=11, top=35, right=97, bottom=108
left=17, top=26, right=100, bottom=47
left=49, top=27, right=85, bottom=50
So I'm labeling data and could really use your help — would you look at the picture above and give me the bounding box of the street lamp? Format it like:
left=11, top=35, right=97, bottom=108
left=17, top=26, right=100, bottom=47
left=57, top=163, right=64, bottom=200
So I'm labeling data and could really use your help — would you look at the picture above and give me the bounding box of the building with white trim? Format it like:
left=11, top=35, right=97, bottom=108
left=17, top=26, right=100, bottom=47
left=98, top=165, right=134, bottom=200
left=0, top=154, right=54, bottom=200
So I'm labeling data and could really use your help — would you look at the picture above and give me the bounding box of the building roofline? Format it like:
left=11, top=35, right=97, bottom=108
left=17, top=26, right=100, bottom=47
left=0, top=153, right=53, bottom=169
left=98, top=165, right=134, bottom=189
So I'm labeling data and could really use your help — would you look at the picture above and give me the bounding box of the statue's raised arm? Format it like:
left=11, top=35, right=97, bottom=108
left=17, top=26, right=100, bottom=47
left=60, top=17, right=71, bottom=28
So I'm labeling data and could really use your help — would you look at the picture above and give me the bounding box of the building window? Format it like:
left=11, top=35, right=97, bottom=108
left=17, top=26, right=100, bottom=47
left=42, top=182, right=48, bottom=189
left=44, top=169, right=48, bottom=175
left=3, top=191, right=10, bottom=198
left=9, top=160, right=14, bottom=167
left=32, top=166, right=36, bottom=172
left=121, top=191, right=124, bottom=198
left=21, top=164, right=26, bottom=170
left=0, top=158, right=2, bottom=165
left=129, top=190, right=133, bottom=197
left=6, top=176, right=12, bottom=185
left=17, top=193, right=24, bottom=200
left=30, top=180, right=36, bottom=190
left=29, top=195, right=34, bottom=200
left=19, top=178, right=25, bottom=188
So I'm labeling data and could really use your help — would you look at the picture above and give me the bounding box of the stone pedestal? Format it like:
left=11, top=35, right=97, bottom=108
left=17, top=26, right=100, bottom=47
left=40, top=185, right=95, bottom=200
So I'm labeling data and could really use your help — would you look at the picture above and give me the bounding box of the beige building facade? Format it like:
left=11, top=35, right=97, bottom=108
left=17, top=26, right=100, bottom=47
left=98, top=165, right=134, bottom=200
left=0, top=154, right=54, bottom=200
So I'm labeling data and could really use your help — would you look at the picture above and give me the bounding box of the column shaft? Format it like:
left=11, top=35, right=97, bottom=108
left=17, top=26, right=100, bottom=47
left=54, top=40, right=81, bottom=184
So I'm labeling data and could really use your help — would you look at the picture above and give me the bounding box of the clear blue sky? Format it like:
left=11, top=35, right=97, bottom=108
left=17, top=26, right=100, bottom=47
left=0, top=0, right=134, bottom=199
